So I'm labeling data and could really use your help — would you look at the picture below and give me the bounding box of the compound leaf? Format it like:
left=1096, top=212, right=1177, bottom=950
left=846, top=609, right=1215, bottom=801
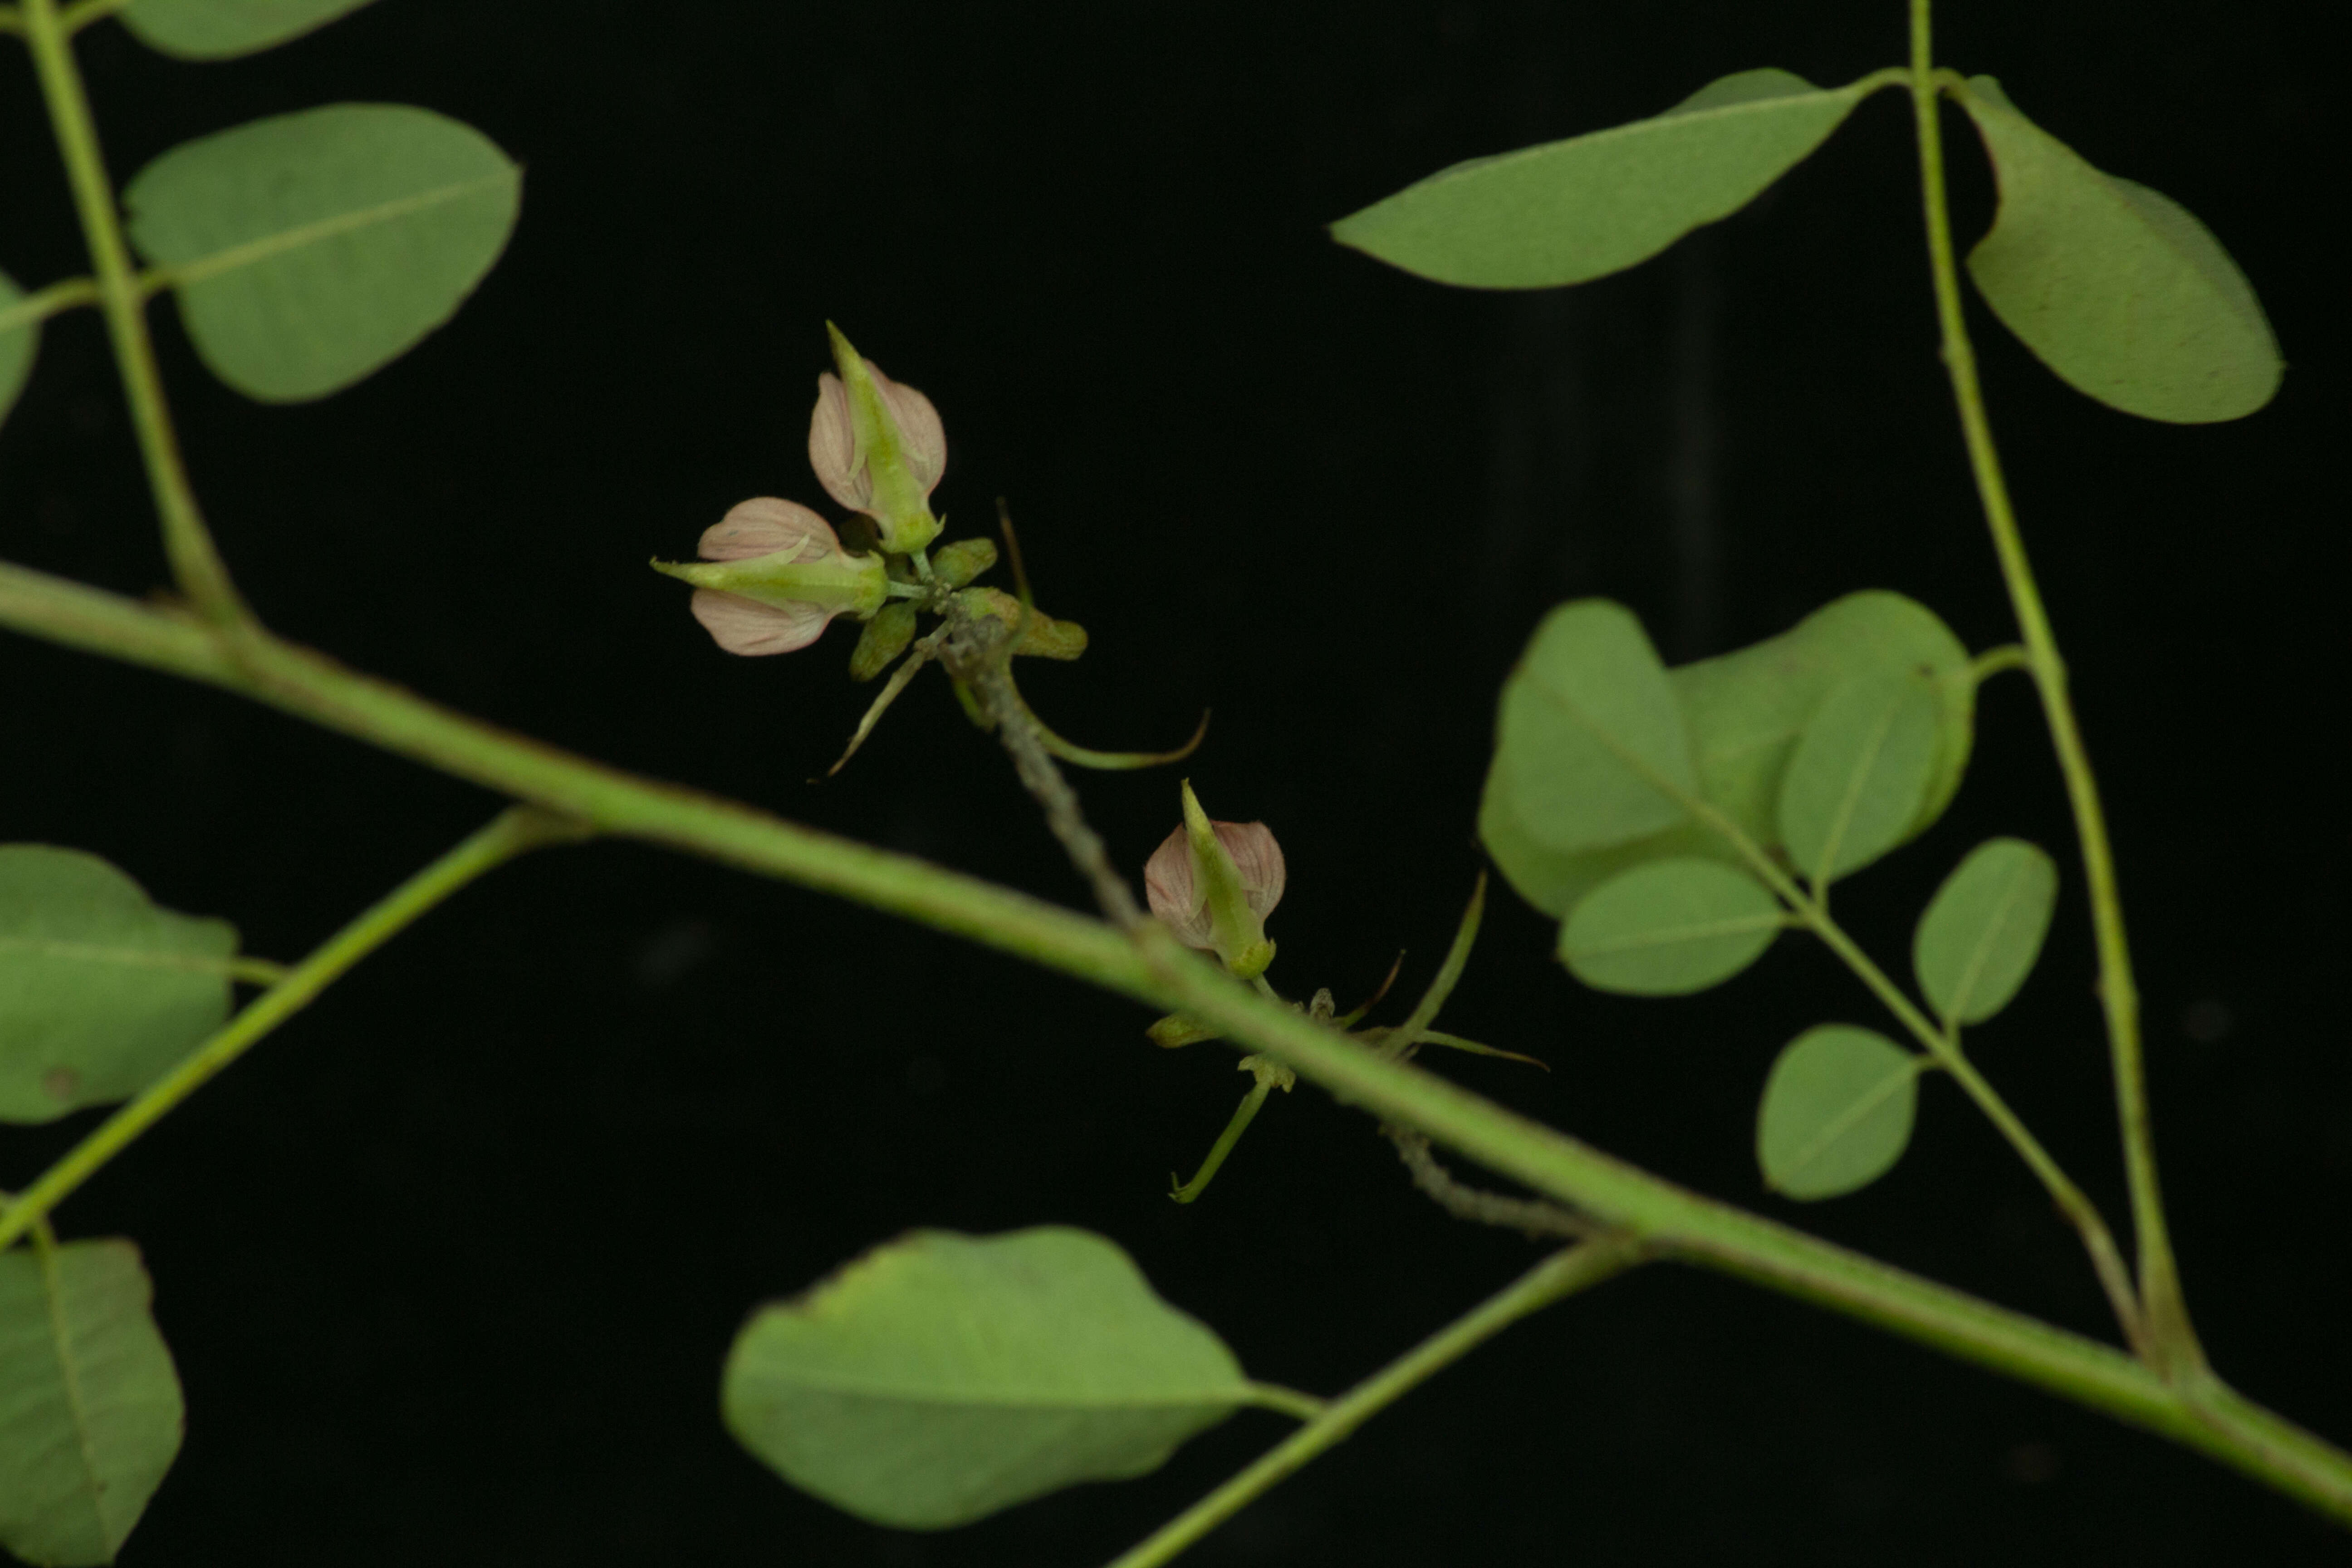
left=124, top=103, right=520, bottom=402
left=1333, top=68, right=1875, bottom=288
left=1756, top=1025, right=1921, bottom=1200
left=0, top=846, right=238, bottom=1124
left=119, top=0, right=378, bottom=59
left=0, top=1239, right=185, bottom=1566
left=1777, top=669, right=1940, bottom=886
left=721, top=1227, right=1258, bottom=1530
left=1559, top=858, right=1783, bottom=995
left=1958, top=77, right=2281, bottom=423
left=0, top=271, right=36, bottom=429
left=1913, top=837, right=2059, bottom=1027
left=1482, top=600, right=1695, bottom=868
left=1483, top=592, right=1973, bottom=920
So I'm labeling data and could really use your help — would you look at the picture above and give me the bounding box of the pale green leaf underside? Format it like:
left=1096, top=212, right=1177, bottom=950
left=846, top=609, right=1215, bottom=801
left=119, top=0, right=378, bottom=59
left=1483, top=592, right=1973, bottom=919
left=1488, top=599, right=1696, bottom=861
left=0, top=1240, right=185, bottom=1566
left=1959, top=76, right=2281, bottom=423
left=0, top=270, right=35, bottom=431
left=1331, top=68, right=1872, bottom=289
left=1777, top=670, right=1941, bottom=886
left=721, top=1227, right=1253, bottom=1530
left=0, top=846, right=236, bottom=1125
left=1913, top=837, right=2058, bottom=1027
left=1757, top=1025, right=1920, bottom=1200
left=124, top=103, right=520, bottom=402
left=1560, top=858, right=1782, bottom=995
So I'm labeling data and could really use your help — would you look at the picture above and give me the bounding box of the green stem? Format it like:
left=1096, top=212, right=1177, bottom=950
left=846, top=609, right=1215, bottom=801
left=0, top=806, right=583, bottom=1251
left=55, top=0, right=126, bottom=33
left=1170, top=1071, right=1280, bottom=1204
left=19, top=0, right=248, bottom=624
left=1793, top=882, right=2146, bottom=1355
left=0, top=274, right=98, bottom=334
left=1907, top=0, right=2196, bottom=1372
left=1385, top=872, right=1484, bottom=1053
left=1674, top=779, right=2146, bottom=1352
left=1241, top=1383, right=1327, bottom=1422
left=1104, top=1238, right=1649, bottom=1568
left=1969, top=642, right=2032, bottom=684
left=0, top=559, right=2344, bottom=1519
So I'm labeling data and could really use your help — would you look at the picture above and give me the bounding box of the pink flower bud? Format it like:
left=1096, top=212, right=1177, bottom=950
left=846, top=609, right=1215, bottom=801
left=807, top=324, right=946, bottom=556
left=654, top=497, right=888, bottom=657
left=1145, top=783, right=1285, bottom=977
left=808, top=366, right=946, bottom=513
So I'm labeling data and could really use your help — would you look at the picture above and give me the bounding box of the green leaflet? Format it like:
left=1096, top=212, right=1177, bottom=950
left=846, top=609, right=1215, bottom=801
left=0, top=270, right=35, bottom=430
left=118, top=0, right=379, bottom=59
left=1332, top=68, right=1878, bottom=288
left=1913, top=837, right=2059, bottom=1027
left=1957, top=77, right=2281, bottom=423
left=124, top=103, right=520, bottom=402
left=0, top=846, right=238, bottom=1124
left=1485, top=600, right=1696, bottom=860
left=1484, top=591, right=1973, bottom=919
left=0, top=1239, right=185, bottom=1566
left=1559, top=858, right=1784, bottom=995
left=1776, top=668, right=1941, bottom=887
left=1756, top=1025, right=1921, bottom=1200
left=721, top=1228, right=1260, bottom=1529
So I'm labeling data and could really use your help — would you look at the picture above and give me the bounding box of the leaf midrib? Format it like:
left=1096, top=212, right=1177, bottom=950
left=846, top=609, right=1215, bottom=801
left=148, top=169, right=515, bottom=292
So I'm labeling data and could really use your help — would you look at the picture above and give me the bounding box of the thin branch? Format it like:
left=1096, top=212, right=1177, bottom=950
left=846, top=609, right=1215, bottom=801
left=1103, top=1237, right=1648, bottom=1568
left=0, top=806, right=587, bottom=1250
left=20, top=0, right=248, bottom=622
left=0, top=274, right=99, bottom=333
left=1387, top=1127, right=1594, bottom=1241
left=1909, top=0, right=2198, bottom=1372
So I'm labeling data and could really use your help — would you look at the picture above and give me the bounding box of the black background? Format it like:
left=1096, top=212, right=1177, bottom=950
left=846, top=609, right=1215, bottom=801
left=2, top=0, right=2346, bottom=1562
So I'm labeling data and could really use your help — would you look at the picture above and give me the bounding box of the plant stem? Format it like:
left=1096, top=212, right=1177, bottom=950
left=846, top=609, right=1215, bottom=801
left=1169, top=1071, right=1280, bottom=1204
left=1103, top=1238, right=1649, bottom=1568
left=0, top=274, right=98, bottom=334
left=55, top=0, right=126, bottom=33
left=1790, top=880, right=2146, bottom=1355
left=0, top=560, right=2345, bottom=1519
left=1673, top=776, right=2147, bottom=1352
left=1969, top=642, right=2031, bottom=683
left=1906, top=0, right=2197, bottom=1373
left=0, top=806, right=584, bottom=1251
left=19, top=0, right=247, bottom=624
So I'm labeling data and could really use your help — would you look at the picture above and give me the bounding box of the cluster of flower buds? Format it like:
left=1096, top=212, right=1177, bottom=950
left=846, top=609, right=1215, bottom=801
left=657, top=324, right=949, bottom=658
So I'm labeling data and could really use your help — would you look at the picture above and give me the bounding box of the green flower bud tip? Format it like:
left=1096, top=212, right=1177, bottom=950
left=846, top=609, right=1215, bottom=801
left=1145, top=780, right=1285, bottom=979
left=956, top=586, right=1089, bottom=660
left=655, top=497, right=887, bottom=656
left=810, top=323, right=945, bottom=557
left=931, top=535, right=999, bottom=589
left=848, top=600, right=918, bottom=681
